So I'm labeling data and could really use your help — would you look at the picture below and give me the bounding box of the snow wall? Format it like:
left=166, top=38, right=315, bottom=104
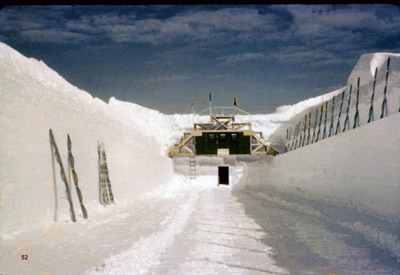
left=0, top=42, right=176, bottom=236
left=238, top=112, right=400, bottom=260
left=236, top=53, right=400, bottom=261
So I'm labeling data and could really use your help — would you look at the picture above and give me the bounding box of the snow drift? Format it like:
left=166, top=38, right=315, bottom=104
left=0, top=42, right=175, bottom=236
left=237, top=113, right=400, bottom=261
left=235, top=53, right=400, bottom=262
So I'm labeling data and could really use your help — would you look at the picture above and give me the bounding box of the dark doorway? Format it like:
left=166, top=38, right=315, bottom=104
left=218, top=166, right=229, bottom=185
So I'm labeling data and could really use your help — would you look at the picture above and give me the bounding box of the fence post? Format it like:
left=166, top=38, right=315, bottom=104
left=293, top=123, right=297, bottom=150
left=380, top=57, right=390, bottom=119
left=298, top=121, right=302, bottom=148
left=368, top=67, right=378, bottom=123
left=291, top=125, right=295, bottom=151
left=302, top=115, right=307, bottom=147
left=343, top=85, right=352, bottom=132
left=316, top=104, right=323, bottom=142
left=312, top=108, right=318, bottom=143
left=322, top=101, right=328, bottom=139
left=285, top=128, right=288, bottom=153
left=353, top=77, right=360, bottom=129
left=306, top=112, right=311, bottom=145
left=335, top=90, right=345, bottom=135
left=329, top=96, right=335, bottom=137
left=289, top=126, right=294, bottom=151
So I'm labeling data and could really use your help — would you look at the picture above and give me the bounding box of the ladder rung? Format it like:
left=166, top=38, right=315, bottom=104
left=189, top=157, right=196, bottom=180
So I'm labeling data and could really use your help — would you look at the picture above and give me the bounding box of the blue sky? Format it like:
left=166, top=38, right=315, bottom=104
left=1, top=5, right=400, bottom=114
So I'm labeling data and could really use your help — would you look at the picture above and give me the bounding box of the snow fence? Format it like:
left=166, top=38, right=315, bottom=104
left=239, top=112, right=400, bottom=261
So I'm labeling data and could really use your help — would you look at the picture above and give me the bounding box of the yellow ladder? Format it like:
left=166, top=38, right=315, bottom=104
left=189, top=156, right=196, bottom=180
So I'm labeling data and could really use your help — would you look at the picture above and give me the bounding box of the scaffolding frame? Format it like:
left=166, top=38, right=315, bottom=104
left=169, top=113, right=277, bottom=157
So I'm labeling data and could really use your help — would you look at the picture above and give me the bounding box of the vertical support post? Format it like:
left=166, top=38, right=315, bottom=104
left=301, top=115, right=307, bottom=147
left=285, top=128, right=288, bottom=153
left=353, top=77, right=360, bottom=129
left=209, top=92, right=212, bottom=116
left=233, top=97, right=237, bottom=116
left=296, top=121, right=301, bottom=149
left=322, top=101, right=328, bottom=139
left=380, top=57, right=390, bottom=119
left=298, top=122, right=303, bottom=148
left=316, top=104, right=323, bottom=142
left=292, top=125, right=297, bottom=150
left=343, top=85, right=352, bottom=132
left=329, top=96, right=335, bottom=137
left=312, top=108, right=318, bottom=144
left=306, top=112, right=311, bottom=145
left=293, top=124, right=299, bottom=150
left=191, top=103, right=195, bottom=114
left=368, top=67, right=378, bottom=123
left=335, top=90, right=345, bottom=135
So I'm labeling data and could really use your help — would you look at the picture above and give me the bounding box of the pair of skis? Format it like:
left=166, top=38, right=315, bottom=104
left=49, top=129, right=88, bottom=222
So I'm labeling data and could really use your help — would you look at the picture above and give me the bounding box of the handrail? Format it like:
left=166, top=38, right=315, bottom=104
left=197, top=106, right=250, bottom=115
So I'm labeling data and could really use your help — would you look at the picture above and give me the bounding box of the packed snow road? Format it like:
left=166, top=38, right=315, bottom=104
left=234, top=188, right=400, bottom=274
left=1, top=189, right=184, bottom=274
left=148, top=180, right=399, bottom=274
left=148, top=181, right=287, bottom=275
left=2, top=176, right=399, bottom=274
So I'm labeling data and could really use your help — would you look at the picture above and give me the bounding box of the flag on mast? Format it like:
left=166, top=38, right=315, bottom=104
left=209, top=92, right=211, bottom=102
left=233, top=97, right=237, bottom=106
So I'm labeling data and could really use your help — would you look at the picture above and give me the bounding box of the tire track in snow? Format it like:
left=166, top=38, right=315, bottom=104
left=240, top=188, right=400, bottom=272
left=149, top=185, right=289, bottom=275
left=87, top=188, right=198, bottom=274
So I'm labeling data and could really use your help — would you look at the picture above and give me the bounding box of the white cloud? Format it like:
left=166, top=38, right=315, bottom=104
left=141, top=74, right=195, bottom=84
left=56, top=7, right=284, bottom=44
left=20, top=29, right=89, bottom=43
left=1, top=4, right=399, bottom=53
left=219, top=52, right=265, bottom=63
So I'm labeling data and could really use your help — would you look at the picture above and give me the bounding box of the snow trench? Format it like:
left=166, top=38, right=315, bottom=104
left=1, top=42, right=400, bottom=272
